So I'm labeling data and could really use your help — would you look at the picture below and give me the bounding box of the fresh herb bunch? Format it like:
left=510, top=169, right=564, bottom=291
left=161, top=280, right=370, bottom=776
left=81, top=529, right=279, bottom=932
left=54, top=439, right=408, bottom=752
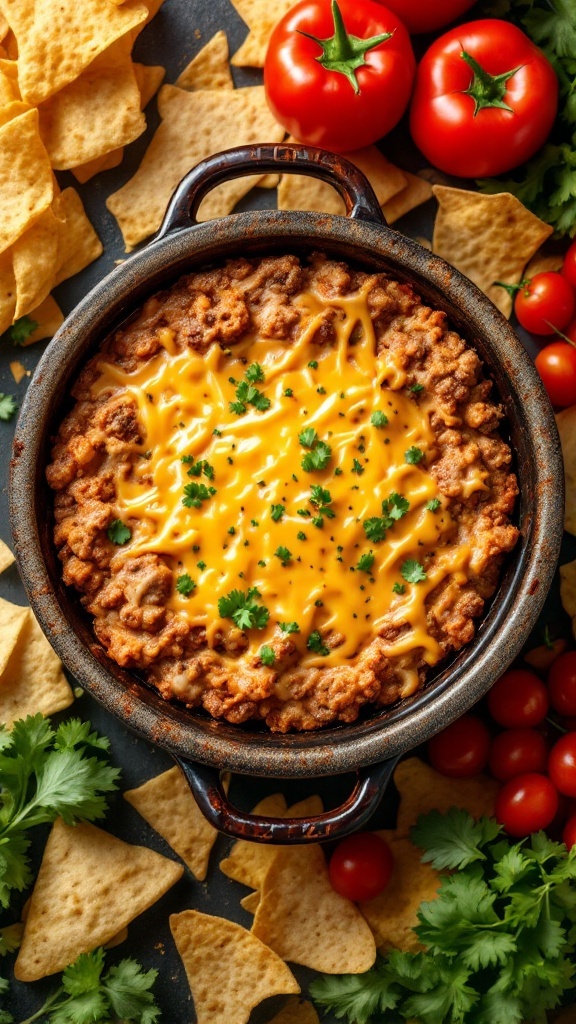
left=0, top=716, right=120, bottom=909
left=1, top=947, right=159, bottom=1024
left=310, top=808, right=576, bottom=1023
left=479, top=0, right=576, bottom=235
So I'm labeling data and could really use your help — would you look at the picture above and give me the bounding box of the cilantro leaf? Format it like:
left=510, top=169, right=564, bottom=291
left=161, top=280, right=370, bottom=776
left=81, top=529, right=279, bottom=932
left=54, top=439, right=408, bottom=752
left=251, top=390, right=271, bottom=412
left=307, top=631, right=329, bottom=656
left=426, top=498, right=441, bottom=512
left=357, top=552, right=375, bottom=573
left=279, top=621, right=300, bottom=634
left=352, top=458, right=365, bottom=475
left=405, top=446, right=424, bottom=465
left=411, top=809, right=502, bottom=870
left=401, top=558, right=427, bottom=584
left=299, top=431, right=332, bottom=472
left=270, top=503, right=285, bottom=522
left=182, top=482, right=216, bottom=508
left=218, top=588, right=269, bottom=631
left=176, top=573, right=196, bottom=596
left=230, top=368, right=270, bottom=414
left=274, top=545, right=292, bottom=565
left=382, top=492, right=410, bottom=522
left=245, top=362, right=265, bottom=383
left=9, top=315, right=38, bottom=345
left=0, top=394, right=17, bottom=422
left=259, top=645, right=276, bottom=667
left=106, top=519, right=131, bottom=545
left=371, top=410, right=388, bottom=427
left=363, top=517, right=387, bottom=543
left=299, top=427, right=318, bottom=448
left=393, top=582, right=405, bottom=595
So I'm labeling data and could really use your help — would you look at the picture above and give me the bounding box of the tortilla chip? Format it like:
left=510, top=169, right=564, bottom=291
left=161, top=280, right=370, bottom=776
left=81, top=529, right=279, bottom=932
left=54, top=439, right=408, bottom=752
left=0, top=108, right=53, bottom=257
left=0, top=11, right=7, bottom=42
left=0, top=0, right=148, bottom=106
left=70, top=146, right=124, bottom=184
left=0, top=249, right=16, bottom=335
left=560, top=561, right=576, bottom=638
left=12, top=207, right=60, bottom=319
left=15, top=818, right=184, bottom=981
left=0, top=99, right=31, bottom=129
left=0, top=607, right=74, bottom=727
left=170, top=910, right=299, bottom=1024
left=268, top=997, right=320, bottom=1024
left=53, top=188, right=103, bottom=285
left=0, top=596, right=28, bottom=676
left=230, top=0, right=296, bottom=67
left=103, top=926, right=129, bottom=949
left=124, top=765, right=221, bottom=881
left=394, top=757, right=500, bottom=835
left=278, top=144, right=406, bottom=216
left=432, top=186, right=553, bottom=318
left=252, top=844, right=376, bottom=973
left=524, top=251, right=564, bottom=278
left=0, top=62, right=20, bottom=104
left=133, top=62, right=165, bottom=107
left=240, top=890, right=260, bottom=913
left=0, top=538, right=15, bottom=572
left=106, top=84, right=285, bottom=247
left=359, top=830, right=440, bottom=952
left=175, top=31, right=233, bottom=91
left=556, top=406, right=576, bottom=536
left=19, top=294, right=63, bottom=346
left=383, top=172, right=434, bottom=224
left=38, top=39, right=146, bottom=170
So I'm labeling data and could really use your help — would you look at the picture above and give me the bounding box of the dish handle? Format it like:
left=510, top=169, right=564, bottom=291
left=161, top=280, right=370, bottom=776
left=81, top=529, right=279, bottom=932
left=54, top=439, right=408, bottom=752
left=174, top=755, right=400, bottom=844
left=156, top=142, right=386, bottom=238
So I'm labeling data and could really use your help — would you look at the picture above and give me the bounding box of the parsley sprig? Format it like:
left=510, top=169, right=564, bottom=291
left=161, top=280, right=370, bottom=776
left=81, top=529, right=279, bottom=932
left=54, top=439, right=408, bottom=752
left=229, top=365, right=270, bottom=415
left=218, top=588, right=269, bottom=630
left=299, top=429, right=332, bottom=472
left=309, top=485, right=335, bottom=528
left=363, top=492, right=410, bottom=543
left=0, top=716, right=119, bottom=910
left=182, top=482, right=217, bottom=508
left=311, top=809, right=576, bottom=1024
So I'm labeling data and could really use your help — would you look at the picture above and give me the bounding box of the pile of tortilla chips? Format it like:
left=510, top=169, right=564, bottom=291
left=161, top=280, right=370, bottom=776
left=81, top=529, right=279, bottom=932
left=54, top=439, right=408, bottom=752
left=0, top=0, right=166, bottom=342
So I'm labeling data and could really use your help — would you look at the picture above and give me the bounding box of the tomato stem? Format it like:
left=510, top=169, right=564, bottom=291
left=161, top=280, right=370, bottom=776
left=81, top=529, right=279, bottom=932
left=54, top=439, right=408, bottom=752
left=298, top=0, right=393, bottom=95
left=547, top=322, right=576, bottom=349
left=493, top=278, right=529, bottom=298
left=460, top=50, right=523, bottom=117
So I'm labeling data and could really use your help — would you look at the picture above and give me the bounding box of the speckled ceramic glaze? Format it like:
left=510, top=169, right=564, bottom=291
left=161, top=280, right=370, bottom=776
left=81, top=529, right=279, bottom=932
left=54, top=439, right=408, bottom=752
left=9, top=145, right=564, bottom=842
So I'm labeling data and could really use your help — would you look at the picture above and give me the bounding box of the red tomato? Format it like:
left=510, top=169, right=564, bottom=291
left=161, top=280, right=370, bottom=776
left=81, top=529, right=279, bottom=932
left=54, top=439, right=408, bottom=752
left=329, top=832, right=394, bottom=901
left=534, top=342, right=576, bottom=408
left=563, top=813, right=576, bottom=849
left=514, top=272, right=575, bottom=335
left=548, top=652, right=576, bottom=717
left=427, top=714, right=490, bottom=777
left=548, top=733, right=576, bottom=797
left=488, top=728, right=548, bottom=782
left=375, top=0, right=475, bottom=34
left=409, top=20, right=558, bottom=177
left=563, top=241, right=576, bottom=290
left=487, top=669, right=549, bottom=728
left=495, top=773, right=559, bottom=837
left=264, top=0, right=415, bottom=152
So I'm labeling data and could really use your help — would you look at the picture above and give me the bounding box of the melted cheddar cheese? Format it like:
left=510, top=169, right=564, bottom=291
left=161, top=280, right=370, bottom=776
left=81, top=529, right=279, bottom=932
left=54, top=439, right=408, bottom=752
left=92, top=283, right=475, bottom=671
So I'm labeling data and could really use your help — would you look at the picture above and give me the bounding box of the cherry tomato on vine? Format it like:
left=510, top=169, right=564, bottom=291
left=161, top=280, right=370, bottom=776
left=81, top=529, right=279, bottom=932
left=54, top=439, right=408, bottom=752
left=375, top=0, right=475, bottom=35
left=487, top=669, right=549, bottom=728
left=563, top=240, right=576, bottom=290
left=329, top=832, right=394, bottom=901
left=563, top=813, right=576, bottom=849
left=488, top=728, right=548, bottom=782
left=548, top=652, right=576, bottom=716
left=409, top=20, right=558, bottom=178
left=427, top=714, right=490, bottom=777
left=535, top=342, right=576, bottom=408
left=514, top=272, right=575, bottom=335
left=264, top=0, right=415, bottom=152
left=495, top=773, right=559, bottom=837
left=548, top=733, right=576, bottom=797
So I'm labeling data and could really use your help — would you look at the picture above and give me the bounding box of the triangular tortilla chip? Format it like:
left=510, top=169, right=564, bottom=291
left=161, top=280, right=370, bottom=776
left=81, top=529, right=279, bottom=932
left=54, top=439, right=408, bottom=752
left=0, top=538, right=15, bottom=573
left=12, top=207, right=60, bottom=319
left=0, top=248, right=16, bottom=335
left=432, top=186, right=553, bottom=318
left=383, top=171, right=433, bottom=224
left=106, top=84, right=285, bottom=246
left=19, top=294, right=63, bottom=346
left=175, top=31, right=233, bottom=91
left=0, top=607, right=73, bottom=727
left=133, top=61, right=165, bottom=107
left=15, top=819, right=184, bottom=980
left=170, top=910, right=299, bottom=1024
left=0, top=0, right=147, bottom=105
left=70, top=146, right=124, bottom=184
left=124, top=765, right=220, bottom=881
left=0, top=108, right=53, bottom=257
left=229, top=0, right=296, bottom=67
left=269, top=997, right=320, bottom=1024
left=0, top=596, right=28, bottom=676
left=53, top=188, right=103, bottom=285
left=557, top=406, right=576, bottom=536
left=394, top=757, right=499, bottom=836
left=359, top=830, right=440, bottom=952
left=560, top=561, right=576, bottom=634
left=9, top=360, right=28, bottom=383
left=240, top=890, right=260, bottom=913
left=252, top=844, right=376, bottom=973
left=278, top=143, right=406, bottom=215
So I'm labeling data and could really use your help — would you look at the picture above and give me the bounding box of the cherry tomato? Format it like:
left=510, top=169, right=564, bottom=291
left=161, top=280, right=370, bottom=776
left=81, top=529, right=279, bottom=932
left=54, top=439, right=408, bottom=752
left=375, top=0, right=475, bottom=35
left=264, top=0, right=415, bottom=152
left=563, top=813, right=576, bottom=849
left=409, top=20, right=558, bottom=178
left=548, top=733, right=576, bottom=797
left=488, top=728, right=548, bottom=782
left=548, top=652, right=576, bottom=717
left=329, top=832, right=394, bottom=901
left=535, top=341, right=576, bottom=408
left=563, top=240, right=576, bottom=290
left=495, top=773, right=559, bottom=837
left=487, top=669, right=549, bottom=728
left=515, top=272, right=575, bottom=335
left=427, top=714, right=490, bottom=777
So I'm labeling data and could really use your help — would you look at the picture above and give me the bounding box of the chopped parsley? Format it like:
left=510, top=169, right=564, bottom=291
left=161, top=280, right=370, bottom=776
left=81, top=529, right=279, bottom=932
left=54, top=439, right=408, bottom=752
left=426, top=498, right=441, bottom=512
left=363, top=492, right=409, bottom=543
left=9, top=315, right=38, bottom=345
left=107, top=519, right=131, bottom=545
left=382, top=492, right=410, bottom=521
left=301, top=439, right=332, bottom=472
left=0, top=393, right=17, bottom=422
left=245, top=362, right=265, bottom=383
left=297, top=508, right=311, bottom=517
left=212, top=428, right=222, bottom=436
left=401, top=558, right=427, bottom=584
left=283, top=387, right=293, bottom=397
left=307, top=631, right=330, bottom=656
left=308, top=360, right=318, bottom=369
left=352, top=458, right=364, bottom=475
left=309, top=484, right=335, bottom=528
left=363, top=517, right=387, bottom=543
left=299, top=427, right=318, bottom=448
left=280, top=621, right=300, bottom=634
left=182, top=482, right=217, bottom=508
left=270, top=503, right=286, bottom=522
left=227, top=526, right=235, bottom=535
left=218, top=587, right=269, bottom=630
left=259, top=645, right=276, bottom=667
left=229, top=368, right=270, bottom=415
left=357, top=552, right=375, bottom=573
left=409, top=383, right=424, bottom=394
left=405, top=446, right=424, bottom=465
left=317, top=386, right=326, bottom=395
left=370, top=410, right=388, bottom=428
left=176, top=573, right=196, bottom=596
left=183, top=457, right=214, bottom=480
left=392, top=581, right=406, bottom=595
left=297, top=531, right=307, bottom=541
left=275, top=545, right=292, bottom=565
left=197, top=561, right=207, bottom=571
